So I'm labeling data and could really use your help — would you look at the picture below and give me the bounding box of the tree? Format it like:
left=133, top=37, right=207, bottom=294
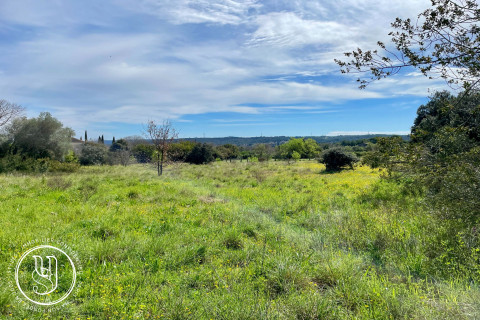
left=144, top=120, right=178, bottom=176
left=252, top=143, right=273, bottom=161
left=291, top=151, right=301, bottom=162
left=335, top=0, right=480, bottom=91
left=8, top=112, right=74, bottom=160
left=168, top=141, right=196, bottom=162
left=303, top=138, right=320, bottom=159
left=85, top=130, right=88, bottom=143
left=0, top=99, right=24, bottom=129
left=79, top=142, right=108, bottom=165
left=185, top=143, right=215, bottom=164
left=215, top=144, right=239, bottom=162
left=110, top=138, right=128, bottom=152
left=132, top=143, right=155, bottom=163
left=277, top=138, right=306, bottom=161
left=109, top=138, right=130, bottom=166
left=319, top=148, right=359, bottom=171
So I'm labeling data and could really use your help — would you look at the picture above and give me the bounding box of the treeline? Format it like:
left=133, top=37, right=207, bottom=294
left=0, top=111, right=385, bottom=173
left=123, top=136, right=377, bottom=166
left=177, top=134, right=408, bottom=146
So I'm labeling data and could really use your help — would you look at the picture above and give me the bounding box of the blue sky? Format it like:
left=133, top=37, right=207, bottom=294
left=0, top=0, right=448, bottom=139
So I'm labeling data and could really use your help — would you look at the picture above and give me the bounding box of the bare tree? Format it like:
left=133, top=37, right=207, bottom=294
left=0, top=99, right=24, bottom=129
left=144, top=120, right=178, bottom=176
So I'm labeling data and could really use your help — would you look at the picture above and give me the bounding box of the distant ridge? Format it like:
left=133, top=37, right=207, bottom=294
left=109, top=134, right=409, bottom=146
left=175, top=134, right=409, bottom=146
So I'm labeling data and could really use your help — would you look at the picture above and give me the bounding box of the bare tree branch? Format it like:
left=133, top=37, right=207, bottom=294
left=144, top=120, right=178, bottom=176
left=0, top=99, right=25, bottom=128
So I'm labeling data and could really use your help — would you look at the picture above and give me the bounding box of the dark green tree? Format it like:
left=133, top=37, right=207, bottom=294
left=110, top=138, right=128, bottom=152
left=132, top=144, right=155, bottom=163
left=186, top=143, right=215, bottom=164
left=319, top=148, right=359, bottom=171
left=8, top=112, right=74, bottom=160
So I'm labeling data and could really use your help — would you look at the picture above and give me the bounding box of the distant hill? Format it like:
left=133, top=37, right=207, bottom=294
left=175, top=134, right=409, bottom=146
left=103, top=134, right=409, bottom=146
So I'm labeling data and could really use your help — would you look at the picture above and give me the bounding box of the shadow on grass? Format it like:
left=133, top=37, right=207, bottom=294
left=319, top=167, right=354, bottom=175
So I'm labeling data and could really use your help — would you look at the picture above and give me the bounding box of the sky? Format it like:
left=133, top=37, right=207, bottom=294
left=0, top=0, right=449, bottom=139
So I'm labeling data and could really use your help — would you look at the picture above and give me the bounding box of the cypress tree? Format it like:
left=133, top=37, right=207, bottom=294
left=85, top=130, right=88, bottom=142
left=112, top=136, right=116, bottom=143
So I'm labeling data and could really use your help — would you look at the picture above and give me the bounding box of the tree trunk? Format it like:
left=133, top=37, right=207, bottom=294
left=160, top=150, right=164, bottom=176
left=157, top=153, right=160, bottom=176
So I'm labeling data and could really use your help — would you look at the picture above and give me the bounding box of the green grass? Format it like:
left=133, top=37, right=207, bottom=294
left=0, top=161, right=479, bottom=319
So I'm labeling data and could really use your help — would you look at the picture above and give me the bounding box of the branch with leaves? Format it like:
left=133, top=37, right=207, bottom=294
left=335, top=0, right=480, bottom=91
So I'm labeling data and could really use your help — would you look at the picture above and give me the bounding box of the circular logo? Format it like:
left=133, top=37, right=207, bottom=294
left=15, top=245, right=77, bottom=306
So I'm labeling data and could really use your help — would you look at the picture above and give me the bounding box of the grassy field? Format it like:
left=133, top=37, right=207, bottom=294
left=1, top=161, right=479, bottom=319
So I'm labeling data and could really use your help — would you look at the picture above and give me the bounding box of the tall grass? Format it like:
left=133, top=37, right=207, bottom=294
left=0, top=161, right=478, bottom=319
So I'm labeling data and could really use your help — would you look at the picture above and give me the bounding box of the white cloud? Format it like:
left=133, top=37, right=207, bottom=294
left=249, top=12, right=357, bottom=47
left=0, top=0, right=446, bottom=137
left=126, top=0, right=261, bottom=25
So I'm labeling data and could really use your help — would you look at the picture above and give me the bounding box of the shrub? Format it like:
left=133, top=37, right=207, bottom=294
left=79, top=143, right=108, bottom=165
left=319, top=148, right=358, bottom=171
left=132, top=144, right=154, bottom=163
left=185, top=143, right=215, bottom=164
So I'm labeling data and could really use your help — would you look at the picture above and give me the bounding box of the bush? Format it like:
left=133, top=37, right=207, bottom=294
left=319, top=148, right=358, bottom=171
left=79, top=143, right=108, bottom=165
left=185, top=143, right=215, bottom=164
left=132, top=144, right=154, bottom=163
left=0, top=155, right=79, bottom=173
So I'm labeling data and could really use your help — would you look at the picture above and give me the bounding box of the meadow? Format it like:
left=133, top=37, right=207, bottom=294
left=1, top=161, right=479, bottom=319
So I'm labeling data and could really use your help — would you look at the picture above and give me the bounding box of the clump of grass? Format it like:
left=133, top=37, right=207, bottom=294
left=46, top=176, right=72, bottom=190
left=223, top=232, right=243, bottom=250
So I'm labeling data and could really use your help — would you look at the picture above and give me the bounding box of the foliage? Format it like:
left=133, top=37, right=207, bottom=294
left=362, top=136, right=409, bottom=172
left=406, top=91, right=480, bottom=225
left=168, top=140, right=196, bottom=162
left=131, top=143, right=155, bottom=163
left=251, top=143, right=273, bottom=161
left=336, top=0, right=480, bottom=91
left=291, top=151, right=301, bottom=161
left=0, top=154, right=79, bottom=173
left=185, top=143, right=215, bottom=164
left=319, top=147, right=359, bottom=171
left=79, top=142, right=108, bottom=166
left=303, top=138, right=320, bottom=159
left=7, top=112, right=74, bottom=161
left=214, top=144, right=239, bottom=161
left=109, top=138, right=128, bottom=152
left=278, top=138, right=306, bottom=160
